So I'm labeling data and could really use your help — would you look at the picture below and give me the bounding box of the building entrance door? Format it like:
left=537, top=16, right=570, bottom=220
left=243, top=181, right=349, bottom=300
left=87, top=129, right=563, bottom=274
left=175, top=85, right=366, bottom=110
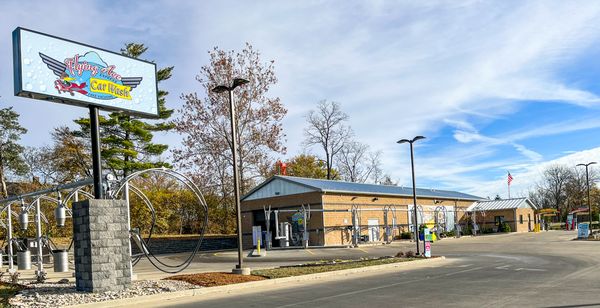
left=368, top=219, right=379, bottom=242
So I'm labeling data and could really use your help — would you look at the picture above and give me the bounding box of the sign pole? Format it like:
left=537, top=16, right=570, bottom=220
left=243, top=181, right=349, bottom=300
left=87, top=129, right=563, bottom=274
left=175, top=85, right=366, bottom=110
left=89, top=106, right=103, bottom=199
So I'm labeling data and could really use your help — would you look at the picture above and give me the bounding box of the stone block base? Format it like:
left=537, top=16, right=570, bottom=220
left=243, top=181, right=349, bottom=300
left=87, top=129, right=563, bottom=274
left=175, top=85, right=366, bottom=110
left=73, top=199, right=131, bottom=292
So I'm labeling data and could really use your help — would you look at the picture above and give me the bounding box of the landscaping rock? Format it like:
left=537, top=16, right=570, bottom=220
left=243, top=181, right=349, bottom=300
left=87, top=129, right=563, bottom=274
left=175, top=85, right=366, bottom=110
left=7, top=279, right=199, bottom=307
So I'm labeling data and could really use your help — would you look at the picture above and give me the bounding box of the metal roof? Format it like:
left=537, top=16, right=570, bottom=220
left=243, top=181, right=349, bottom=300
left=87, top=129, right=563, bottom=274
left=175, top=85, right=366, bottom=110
left=466, top=198, right=538, bottom=211
left=242, top=175, right=484, bottom=201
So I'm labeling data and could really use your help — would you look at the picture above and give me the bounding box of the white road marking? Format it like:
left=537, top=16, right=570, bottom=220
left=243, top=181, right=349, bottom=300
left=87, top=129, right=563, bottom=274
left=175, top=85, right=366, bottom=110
left=515, top=268, right=546, bottom=272
left=275, top=266, right=484, bottom=308
left=444, top=266, right=484, bottom=276
left=457, top=264, right=474, bottom=268
left=495, top=265, right=510, bottom=270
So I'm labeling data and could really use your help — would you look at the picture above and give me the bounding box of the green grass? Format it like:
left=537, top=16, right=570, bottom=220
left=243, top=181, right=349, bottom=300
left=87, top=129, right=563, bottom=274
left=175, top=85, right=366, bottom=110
left=0, top=282, right=25, bottom=307
left=252, top=257, right=418, bottom=279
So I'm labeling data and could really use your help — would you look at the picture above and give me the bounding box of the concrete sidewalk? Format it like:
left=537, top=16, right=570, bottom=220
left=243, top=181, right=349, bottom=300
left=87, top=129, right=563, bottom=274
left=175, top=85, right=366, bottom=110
left=73, top=257, right=448, bottom=308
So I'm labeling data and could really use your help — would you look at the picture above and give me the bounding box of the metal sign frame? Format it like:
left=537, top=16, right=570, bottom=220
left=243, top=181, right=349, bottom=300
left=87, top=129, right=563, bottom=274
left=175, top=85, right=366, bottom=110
left=12, top=27, right=159, bottom=118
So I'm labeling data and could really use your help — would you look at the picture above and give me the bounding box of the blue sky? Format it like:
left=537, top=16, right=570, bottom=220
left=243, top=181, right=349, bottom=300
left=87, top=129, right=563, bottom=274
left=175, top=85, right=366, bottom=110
left=2, top=1, right=600, bottom=198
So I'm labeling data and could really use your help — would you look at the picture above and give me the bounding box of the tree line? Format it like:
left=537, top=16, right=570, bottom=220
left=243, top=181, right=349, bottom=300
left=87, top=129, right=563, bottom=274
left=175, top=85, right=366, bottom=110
left=0, top=42, right=399, bottom=236
left=529, top=164, right=599, bottom=221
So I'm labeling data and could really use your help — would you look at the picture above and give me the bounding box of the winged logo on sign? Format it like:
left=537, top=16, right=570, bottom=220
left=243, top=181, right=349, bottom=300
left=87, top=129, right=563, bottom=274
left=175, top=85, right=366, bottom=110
left=39, top=52, right=143, bottom=100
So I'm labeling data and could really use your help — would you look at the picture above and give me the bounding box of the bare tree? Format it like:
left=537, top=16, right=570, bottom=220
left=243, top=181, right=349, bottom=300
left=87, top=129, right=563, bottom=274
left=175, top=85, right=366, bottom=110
left=542, top=165, right=571, bottom=212
left=22, top=146, right=58, bottom=185
left=304, top=100, right=352, bottom=180
left=338, top=142, right=383, bottom=183
left=174, top=44, right=287, bottom=233
left=528, top=164, right=599, bottom=220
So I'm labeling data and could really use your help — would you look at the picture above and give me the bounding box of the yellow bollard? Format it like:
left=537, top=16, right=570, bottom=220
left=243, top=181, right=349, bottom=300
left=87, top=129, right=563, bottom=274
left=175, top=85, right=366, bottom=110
left=257, top=239, right=261, bottom=255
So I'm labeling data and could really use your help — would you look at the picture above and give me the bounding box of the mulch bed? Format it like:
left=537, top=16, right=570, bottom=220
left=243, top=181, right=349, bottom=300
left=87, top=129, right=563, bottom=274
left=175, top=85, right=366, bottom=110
left=165, top=272, right=266, bottom=287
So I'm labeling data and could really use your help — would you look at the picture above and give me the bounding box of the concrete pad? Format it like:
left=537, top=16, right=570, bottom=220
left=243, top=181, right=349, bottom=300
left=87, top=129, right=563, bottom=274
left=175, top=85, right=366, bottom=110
left=250, top=249, right=266, bottom=257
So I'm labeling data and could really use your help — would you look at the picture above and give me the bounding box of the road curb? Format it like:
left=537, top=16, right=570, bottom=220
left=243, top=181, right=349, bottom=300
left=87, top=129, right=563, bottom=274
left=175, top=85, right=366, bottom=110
left=72, top=256, right=446, bottom=307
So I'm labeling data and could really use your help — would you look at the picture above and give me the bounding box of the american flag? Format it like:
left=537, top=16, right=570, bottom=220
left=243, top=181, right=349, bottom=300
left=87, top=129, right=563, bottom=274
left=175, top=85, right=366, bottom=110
left=507, top=172, right=514, bottom=186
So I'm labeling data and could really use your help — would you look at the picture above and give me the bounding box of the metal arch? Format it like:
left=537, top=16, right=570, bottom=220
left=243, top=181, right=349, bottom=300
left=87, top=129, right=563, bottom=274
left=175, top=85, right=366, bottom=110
left=24, top=195, right=59, bottom=213
left=383, top=204, right=398, bottom=244
left=0, top=200, right=21, bottom=216
left=112, top=167, right=209, bottom=274
left=434, top=205, right=448, bottom=234
left=416, top=204, right=425, bottom=226
left=64, top=188, right=94, bottom=205
left=123, top=183, right=157, bottom=265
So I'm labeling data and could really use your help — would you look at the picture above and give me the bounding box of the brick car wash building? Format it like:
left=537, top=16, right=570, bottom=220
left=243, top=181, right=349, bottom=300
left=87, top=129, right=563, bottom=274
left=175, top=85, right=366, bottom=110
left=240, top=176, right=483, bottom=248
left=466, top=197, right=539, bottom=233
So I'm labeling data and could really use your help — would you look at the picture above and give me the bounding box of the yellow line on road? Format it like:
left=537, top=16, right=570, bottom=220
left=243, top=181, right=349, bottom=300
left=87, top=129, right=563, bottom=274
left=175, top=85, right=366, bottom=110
left=357, top=248, right=369, bottom=253
left=305, top=249, right=315, bottom=255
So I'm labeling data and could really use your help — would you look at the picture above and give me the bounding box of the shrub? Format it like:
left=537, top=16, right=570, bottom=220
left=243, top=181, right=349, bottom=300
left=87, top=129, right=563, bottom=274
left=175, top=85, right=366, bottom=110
left=482, top=227, right=494, bottom=234
left=400, top=232, right=412, bottom=239
left=395, top=251, right=405, bottom=258
left=501, top=222, right=511, bottom=233
left=405, top=250, right=415, bottom=258
left=444, top=230, right=456, bottom=237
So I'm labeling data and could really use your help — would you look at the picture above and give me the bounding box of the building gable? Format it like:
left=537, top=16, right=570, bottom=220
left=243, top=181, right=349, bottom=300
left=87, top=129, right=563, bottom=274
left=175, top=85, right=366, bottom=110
left=243, top=177, right=318, bottom=201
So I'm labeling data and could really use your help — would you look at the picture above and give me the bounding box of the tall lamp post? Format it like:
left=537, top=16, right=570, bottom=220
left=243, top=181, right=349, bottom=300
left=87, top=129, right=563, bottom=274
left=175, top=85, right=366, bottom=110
left=397, top=136, right=425, bottom=255
left=576, top=162, right=596, bottom=228
left=212, top=78, right=250, bottom=275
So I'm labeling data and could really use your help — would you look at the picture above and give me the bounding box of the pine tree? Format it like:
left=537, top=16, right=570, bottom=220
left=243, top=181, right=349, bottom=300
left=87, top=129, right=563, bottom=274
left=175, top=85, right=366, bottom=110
left=73, top=43, right=174, bottom=179
left=0, top=106, right=29, bottom=197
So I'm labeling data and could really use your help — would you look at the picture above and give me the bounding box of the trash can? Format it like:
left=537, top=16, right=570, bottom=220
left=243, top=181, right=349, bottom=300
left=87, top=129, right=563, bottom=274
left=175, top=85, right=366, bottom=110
left=17, top=250, right=31, bottom=270
left=52, top=250, right=69, bottom=272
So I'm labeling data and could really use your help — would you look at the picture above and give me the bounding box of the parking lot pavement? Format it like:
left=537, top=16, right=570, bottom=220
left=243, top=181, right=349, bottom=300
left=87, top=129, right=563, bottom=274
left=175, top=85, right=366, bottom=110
left=132, top=231, right=563, bottom=280
left=138, top=231, right=600, bottom=307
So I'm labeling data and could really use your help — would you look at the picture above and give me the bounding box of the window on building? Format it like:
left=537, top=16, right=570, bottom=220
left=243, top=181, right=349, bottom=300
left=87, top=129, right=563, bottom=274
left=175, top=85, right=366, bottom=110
left=494, top=216, right=505, bottom=226
left=519, top=215, right=523, bottom=224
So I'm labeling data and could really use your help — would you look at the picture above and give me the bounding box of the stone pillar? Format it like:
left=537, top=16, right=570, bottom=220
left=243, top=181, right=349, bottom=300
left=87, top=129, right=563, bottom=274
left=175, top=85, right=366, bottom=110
left=72, top=199, right=132, bottom=292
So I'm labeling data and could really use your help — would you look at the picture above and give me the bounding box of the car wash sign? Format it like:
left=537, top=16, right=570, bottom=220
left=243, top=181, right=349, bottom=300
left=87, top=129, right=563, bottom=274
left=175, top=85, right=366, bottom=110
left=13, top=27, right=158, bottom=117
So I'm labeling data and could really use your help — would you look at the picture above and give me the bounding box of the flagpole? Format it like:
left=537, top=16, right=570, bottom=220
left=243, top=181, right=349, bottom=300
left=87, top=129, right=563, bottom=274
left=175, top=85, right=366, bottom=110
left=507, top=171, right=512, bottom=199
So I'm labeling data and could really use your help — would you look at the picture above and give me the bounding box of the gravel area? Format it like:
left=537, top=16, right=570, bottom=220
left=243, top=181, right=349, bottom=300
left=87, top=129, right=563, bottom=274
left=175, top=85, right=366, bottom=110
left=8, top=279, right=200, bottom=307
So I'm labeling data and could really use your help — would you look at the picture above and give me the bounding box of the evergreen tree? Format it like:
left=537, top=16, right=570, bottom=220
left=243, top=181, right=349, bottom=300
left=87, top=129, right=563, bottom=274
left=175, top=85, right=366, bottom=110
left=73, top=43, right=174, bottom=179
left=0, top=106, right=29, bottom=197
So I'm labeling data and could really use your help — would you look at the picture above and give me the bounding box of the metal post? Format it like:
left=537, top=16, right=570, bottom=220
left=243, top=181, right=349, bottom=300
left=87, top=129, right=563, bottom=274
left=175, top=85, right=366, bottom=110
left=90, top=106, right=103, bottom=199
left=351, top=207, right=358, bottom=247
left=7, top=203, right=14, bottom=272
left=264, top=206, right=272, bottom=251
left=228, top=90, right=244, bottom=271
left=302, top=207, right=308, bottom=248
left=586, top=167, right=592, bottom=226
left=383, top=208, right=389, bottom=243
left=124, top=181, right=133, bottom=278
left=409, top=142, right=420, bottom=255
left=35, top=199, right=44, bottom=278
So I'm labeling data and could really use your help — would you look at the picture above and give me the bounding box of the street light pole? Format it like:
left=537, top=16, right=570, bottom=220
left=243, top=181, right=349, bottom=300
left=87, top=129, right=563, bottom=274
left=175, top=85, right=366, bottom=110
left=577, top=162, right=596, bottom=228
left=212, top=78, right=250, bottom=275
left=397, top=136, right=425, bottom=255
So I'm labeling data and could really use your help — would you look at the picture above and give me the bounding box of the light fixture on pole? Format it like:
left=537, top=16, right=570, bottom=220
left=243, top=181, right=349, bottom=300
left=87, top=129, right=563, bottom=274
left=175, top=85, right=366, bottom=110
left=576, top=162, right=596, bottom=228
left=397, top=136, right=425, bottom=255
left=212, top=78, right=250, bottom=275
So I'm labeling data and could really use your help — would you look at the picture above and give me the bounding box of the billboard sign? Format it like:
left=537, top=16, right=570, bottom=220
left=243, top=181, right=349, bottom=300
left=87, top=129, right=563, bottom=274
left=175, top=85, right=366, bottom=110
left=13, top=27, right=158, bottom=117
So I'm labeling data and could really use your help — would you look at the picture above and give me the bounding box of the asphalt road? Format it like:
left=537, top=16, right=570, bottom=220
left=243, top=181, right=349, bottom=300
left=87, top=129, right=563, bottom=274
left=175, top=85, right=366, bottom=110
left=144, top=231, right=600, bottom=307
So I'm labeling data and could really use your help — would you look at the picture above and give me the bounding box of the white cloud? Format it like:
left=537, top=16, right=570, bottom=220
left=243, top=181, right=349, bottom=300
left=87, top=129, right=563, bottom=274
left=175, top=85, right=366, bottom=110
left=1, top=1, right=600, bottom=196
left=463, top=147, right=600, bottom=198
